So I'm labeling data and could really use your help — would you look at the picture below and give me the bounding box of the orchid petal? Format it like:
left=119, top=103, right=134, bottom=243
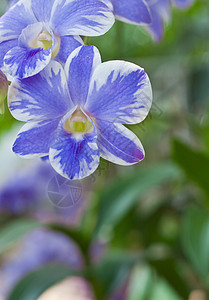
left=31, top=0, right=55, bottom=22
left=4, top=46, right=52, bottom=79
left=111, top=0, right=151, bottom=25
left=97, top=120, right=145, bottom=165
left=85, top=60, right=152, bottom=124
left=0, top=39, right=18, bottom=69
left=50, top=0, right=114, bottom=37
left=13, top=119, right=60, bottom=158
left=8, top=61, right=72, bottom=121
left=65, top=45, right=101, bottom=106
left=55, top=35, right=83, bottom=65
left=0, top=0, right=37, bottom=43
left=49, top=114, right=99, bottom=180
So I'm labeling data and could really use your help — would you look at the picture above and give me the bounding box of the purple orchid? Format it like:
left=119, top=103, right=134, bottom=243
left=0, top=0, right=114, bottom=79
left=8, top=45, right=152, bottom=180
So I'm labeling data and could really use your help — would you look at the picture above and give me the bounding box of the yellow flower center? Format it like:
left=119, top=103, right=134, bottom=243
left=30, top=30, right=60, bottom=59
left=38, top=31, right=53, bottom=49
left=64, top=110, right=93, bottom=134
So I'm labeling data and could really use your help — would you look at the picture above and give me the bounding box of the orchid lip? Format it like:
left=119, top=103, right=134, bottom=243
left=63, top=109, right=94, bottom=134
left=29, top=29, right=60, bottom=59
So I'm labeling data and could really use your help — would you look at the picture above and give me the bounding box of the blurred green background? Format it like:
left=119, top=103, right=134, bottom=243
left=0, top=0, right=209, bottom=299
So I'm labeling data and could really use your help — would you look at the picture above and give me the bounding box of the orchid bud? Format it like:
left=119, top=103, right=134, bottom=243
left=0, top=70, right=8, bottom=114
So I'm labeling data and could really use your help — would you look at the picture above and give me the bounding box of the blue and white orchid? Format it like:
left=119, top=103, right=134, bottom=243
left=146, top=0, right=194, bottom=41
left=109, top=0, right=152, bottom=26
left=8, top=45, right=152, bottom=180
left=0, top=0, right=114, bottom=79
left=108, top=0, right=194, bottom=42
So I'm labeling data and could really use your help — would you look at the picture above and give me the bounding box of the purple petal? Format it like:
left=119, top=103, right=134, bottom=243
left=97, top=120, right=145, bottom=165
left=13, top=119, right=60, bottom=158
left=85, top=61, right=152, bottom=124
left=111, top=0, right=152, bottom=25
left=31, top=0, right=55, bottom=22
left=4, top=46, right=52, bottom=79
left=8, top=61, right=72, bottom=122
left=9, top=0, right=20, bottom=7
left=146, top=6, right=165, bottom=42
left=49, top=114, right=100, bottom=180
left=65, top=45, right=101, bottom=106
left=50, top=0, right=114, bottom=37
left=147, top=0, right=171, bottom=21
left=55, top=35, right=84, bottom=65
left=0, top=0, right=37, bottom=43
left=0, top=39, right=18, bottom=69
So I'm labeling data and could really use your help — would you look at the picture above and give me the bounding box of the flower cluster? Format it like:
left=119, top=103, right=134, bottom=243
left=0, top=0, right=194, bottom=180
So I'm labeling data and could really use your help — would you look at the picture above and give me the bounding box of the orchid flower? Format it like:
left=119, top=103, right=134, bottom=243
left=108, top=0, right=194, bottom=41
left=109, top=0, right=152, bottom=26
left=9, top=45, right=152, bottom=180
left=146, top=0, right=194, bottom=41
left=0, top=0, right=114, bottom=79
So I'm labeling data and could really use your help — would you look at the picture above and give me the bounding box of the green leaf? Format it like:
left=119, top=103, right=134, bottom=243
left=172, top=139, right=209, bottom=196
left=8, top=264, right=77, bottom=300
left=149, top=257, right=190, bottom=299
left=182, top=207, right=209, bottom=280
left=128, top=265, right=183, bottom=300
left=127, top=265, right=153, bottom=300
left=0, top=218, right=40, bottom=254
left=94, top=161, right=181, bottom=238
left=94, top=250, right=139, bottom=297
left=150, top=279, right=183, bottom=300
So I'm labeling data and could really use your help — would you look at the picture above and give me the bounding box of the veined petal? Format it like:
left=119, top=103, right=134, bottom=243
left=4, top=46, right=52, bottom=79
left=55, top=35, right=84, bottom=65
left=50, top=0, right=114, bottom=37
left=0, top=39, right=18, bottom=69
left=8, top=61, right=72, bottom=122
left=0, top=0, right=37, bottom=43
left=85, top=60, right=152, bottom=124
left=111, top=0, right=152, bottom=25
left=49, top=114, right=99, bottom=180
left=13, top=119, right=60, bottom=158
left=65, top=45, right=101, bottom=106
left=97, top=120, right=145, bottom=165
left=31, top=0, right=55, bottom=22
